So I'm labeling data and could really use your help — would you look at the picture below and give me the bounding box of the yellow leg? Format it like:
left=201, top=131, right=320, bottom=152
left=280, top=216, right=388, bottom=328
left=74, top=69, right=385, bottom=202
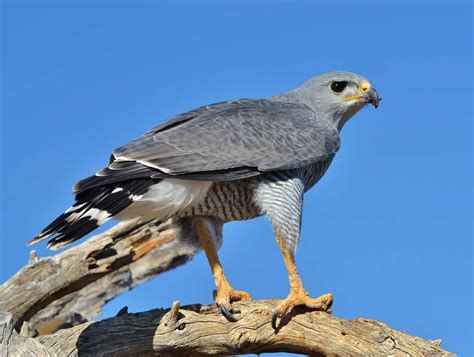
left=194, top=218, right=251, bottom=321
left=272, top=233, right=333, bottom=329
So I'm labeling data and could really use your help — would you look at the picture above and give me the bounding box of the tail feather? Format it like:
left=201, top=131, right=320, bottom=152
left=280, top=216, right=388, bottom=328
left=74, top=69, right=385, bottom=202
left=30, top=179, right=156, bottom=249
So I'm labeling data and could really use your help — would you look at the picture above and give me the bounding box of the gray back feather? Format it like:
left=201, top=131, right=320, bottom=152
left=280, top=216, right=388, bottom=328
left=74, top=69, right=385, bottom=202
left=113, top=99, right=340, bottom=175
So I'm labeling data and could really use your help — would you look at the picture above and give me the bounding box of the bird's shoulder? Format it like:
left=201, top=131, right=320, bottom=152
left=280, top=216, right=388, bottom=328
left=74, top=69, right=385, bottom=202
left=74, top=98, right=340, bottom=194
left=144, top=98, right=317, bottom=135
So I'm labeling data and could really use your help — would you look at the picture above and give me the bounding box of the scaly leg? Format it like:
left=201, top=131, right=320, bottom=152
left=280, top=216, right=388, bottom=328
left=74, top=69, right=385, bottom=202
left=193, top=217, right=251, bottom=321
left=272, top=233, right=333, bottom=329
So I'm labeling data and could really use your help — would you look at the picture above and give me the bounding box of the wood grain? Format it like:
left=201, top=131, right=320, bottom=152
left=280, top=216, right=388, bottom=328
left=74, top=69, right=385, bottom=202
left=0, top=219, right=454, bottom=355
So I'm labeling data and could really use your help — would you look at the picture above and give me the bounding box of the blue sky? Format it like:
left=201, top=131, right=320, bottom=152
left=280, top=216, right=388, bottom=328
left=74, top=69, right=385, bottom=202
left=1, top=1, right=472, bottom=355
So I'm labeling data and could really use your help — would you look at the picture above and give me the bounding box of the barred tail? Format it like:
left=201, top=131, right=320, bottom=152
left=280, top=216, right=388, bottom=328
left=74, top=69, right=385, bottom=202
left=30, top=179, right=155, bottom=249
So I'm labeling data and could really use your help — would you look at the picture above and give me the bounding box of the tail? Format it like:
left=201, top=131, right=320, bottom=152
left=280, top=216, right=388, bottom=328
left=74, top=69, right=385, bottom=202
left=30, top=179, right=155, bottom=250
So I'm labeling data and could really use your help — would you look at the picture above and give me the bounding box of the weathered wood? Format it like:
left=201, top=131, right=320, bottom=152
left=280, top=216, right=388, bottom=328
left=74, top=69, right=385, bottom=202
left=1, top=300, right=453, bottom=356
left=0, top=312, right=50, bottom=356
left=0, top=218, right=455, bottom=355
left=0, top=217, right=203, bottom=334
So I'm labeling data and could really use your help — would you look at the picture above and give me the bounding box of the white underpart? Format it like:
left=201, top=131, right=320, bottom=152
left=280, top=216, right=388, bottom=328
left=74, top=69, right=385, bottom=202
left=112, top=187, right=124, bottom=193
left=114, top=178, right=213, bottom=221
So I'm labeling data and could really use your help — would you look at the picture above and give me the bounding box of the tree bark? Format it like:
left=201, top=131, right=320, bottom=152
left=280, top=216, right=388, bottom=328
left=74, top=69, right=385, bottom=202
left=0, top=220, right=454, bottom=356
left=1, top=301, right=452, bottom=356
left=0, top=217, right=204, bottom=335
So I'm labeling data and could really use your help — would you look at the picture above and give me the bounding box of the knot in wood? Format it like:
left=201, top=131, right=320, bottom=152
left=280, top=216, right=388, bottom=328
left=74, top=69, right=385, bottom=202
left=230, top=328, right=256, bottom=349
left=377, top=331, right=397, bottom=352
left=160, top=301, right=183, bottom=330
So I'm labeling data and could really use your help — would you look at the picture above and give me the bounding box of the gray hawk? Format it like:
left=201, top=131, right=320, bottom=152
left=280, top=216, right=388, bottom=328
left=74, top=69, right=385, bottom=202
left=31, top=71, right=381, bottom=328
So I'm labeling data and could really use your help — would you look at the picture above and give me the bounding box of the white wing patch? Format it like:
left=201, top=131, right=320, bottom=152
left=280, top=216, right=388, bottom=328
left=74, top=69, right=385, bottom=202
left=65, top=206, right=111, bottom=225
left=114, top=179, right=212, bottom=221
left=83, top=208, right=111, bottom=225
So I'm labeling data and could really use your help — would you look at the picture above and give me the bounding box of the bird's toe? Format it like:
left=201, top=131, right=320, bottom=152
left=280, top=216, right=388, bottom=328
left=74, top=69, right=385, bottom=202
left=214, top=287, right=251, bottom=322
left=229, top=289, right=252, bottom=302
left=271, top=291, right=333, bottom=330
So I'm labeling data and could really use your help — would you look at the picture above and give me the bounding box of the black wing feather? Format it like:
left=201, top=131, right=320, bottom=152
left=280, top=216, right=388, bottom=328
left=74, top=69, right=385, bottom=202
left=31, top=179, right=155, bottom=249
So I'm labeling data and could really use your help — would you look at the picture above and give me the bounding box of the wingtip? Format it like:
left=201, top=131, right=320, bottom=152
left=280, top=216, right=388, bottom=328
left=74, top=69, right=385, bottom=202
left=46, top=241, right=62, bottom=251
left=28, top=234, right=47, bottom=247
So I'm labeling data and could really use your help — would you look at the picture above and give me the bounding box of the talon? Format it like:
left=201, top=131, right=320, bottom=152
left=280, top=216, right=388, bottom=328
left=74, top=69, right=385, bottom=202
left=218, top=303, right=237, bottom=322
left=271, top=310, right=279, bottom=330
left=214, top=287, right=251, bottom=323
left=272, top=292, right=334, bottom=329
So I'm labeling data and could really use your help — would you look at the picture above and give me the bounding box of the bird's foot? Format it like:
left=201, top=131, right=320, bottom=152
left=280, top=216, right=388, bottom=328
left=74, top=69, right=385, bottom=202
left=213, top=285, right=252, bottom=322
left=271, top=291, right=333, bottom=330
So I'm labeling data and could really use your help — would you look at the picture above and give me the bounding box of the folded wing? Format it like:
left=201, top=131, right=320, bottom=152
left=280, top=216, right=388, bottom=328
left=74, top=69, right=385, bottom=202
left=74, top=99, right=340, bottom=194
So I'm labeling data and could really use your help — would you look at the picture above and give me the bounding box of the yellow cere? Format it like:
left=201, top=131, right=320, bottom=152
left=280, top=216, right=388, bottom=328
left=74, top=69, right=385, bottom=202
left=359, top=81, right=371, bottom=93
left=341, top=81, right=371, bottom=102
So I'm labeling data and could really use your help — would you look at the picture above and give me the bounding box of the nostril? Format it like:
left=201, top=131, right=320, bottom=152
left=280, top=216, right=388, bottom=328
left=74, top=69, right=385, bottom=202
left=359, top=81, right=371, bottom=93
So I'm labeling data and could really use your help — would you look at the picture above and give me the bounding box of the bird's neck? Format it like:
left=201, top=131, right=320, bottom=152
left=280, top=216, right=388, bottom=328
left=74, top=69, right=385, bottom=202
left=333, top=103, right=365, bottom=131
left=271, top=92, right=360, bottom=133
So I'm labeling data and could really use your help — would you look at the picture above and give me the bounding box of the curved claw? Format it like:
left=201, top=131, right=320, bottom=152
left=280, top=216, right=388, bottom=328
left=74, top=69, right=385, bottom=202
left=217, top=303, right=237, bottom=322
left=271, top=310, right=279, bottom=330
left=271, top=292, right=333, bottom=330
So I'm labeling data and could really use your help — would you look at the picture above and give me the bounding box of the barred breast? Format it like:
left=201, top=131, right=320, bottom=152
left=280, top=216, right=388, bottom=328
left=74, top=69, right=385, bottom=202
left=180, top=177, right=262, bottom=222
left=117, top=158, right=334, bottom=224
left=179, top=157, right=334, bottom=222
left=303, top=157, right=334, bottom=192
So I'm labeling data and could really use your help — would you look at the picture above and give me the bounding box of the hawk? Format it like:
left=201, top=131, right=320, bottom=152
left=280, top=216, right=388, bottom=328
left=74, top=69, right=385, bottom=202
left=31, top=71, right=380, bottom=328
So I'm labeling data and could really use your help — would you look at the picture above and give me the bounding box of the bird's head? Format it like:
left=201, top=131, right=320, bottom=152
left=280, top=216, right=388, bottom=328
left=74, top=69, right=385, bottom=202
left=289, top=71, right=381, bottom=130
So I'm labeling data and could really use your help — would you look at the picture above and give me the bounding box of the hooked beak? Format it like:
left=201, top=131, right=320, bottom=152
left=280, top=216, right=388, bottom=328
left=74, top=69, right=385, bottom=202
left=341, top=81, right=382, bottom=108
left=363, top=87, right=381, bottom=108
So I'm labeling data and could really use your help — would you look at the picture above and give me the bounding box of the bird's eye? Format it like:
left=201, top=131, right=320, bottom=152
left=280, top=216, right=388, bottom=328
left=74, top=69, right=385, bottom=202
left=330, top=81, right=348, bottom=93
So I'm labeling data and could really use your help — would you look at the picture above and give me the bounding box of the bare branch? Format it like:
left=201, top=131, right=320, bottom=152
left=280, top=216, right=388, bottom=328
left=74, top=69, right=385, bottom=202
left=2, top=301, right=453, bottom=356
left=0, top=219, right=454, bottom=355
left=0, top=217, right=203, bottom=334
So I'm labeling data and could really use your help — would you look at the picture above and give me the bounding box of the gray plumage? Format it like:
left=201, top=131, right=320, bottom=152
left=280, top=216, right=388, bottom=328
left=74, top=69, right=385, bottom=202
left=31, top=71, right=380, bottom=252
left=113, top=100, right=338, bottom=176
left=73, top=99, right=339, bottom=192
